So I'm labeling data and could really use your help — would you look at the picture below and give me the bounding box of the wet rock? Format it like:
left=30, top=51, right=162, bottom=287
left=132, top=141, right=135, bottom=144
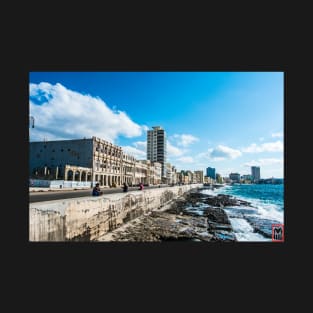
left=206, top=207, right=230, bottom=224
left=98, top=189, right=238, bottom=242
left=212, top=231, right=237, bottom=241
left=245, top=216, right=280, bottom=238
left=208, top=221, right=233, bottom=232
left=237, top=199, right=251, bottom=206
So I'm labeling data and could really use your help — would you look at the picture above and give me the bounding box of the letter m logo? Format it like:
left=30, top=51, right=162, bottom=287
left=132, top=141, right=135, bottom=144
left=272, top=224, right=284, bottom=242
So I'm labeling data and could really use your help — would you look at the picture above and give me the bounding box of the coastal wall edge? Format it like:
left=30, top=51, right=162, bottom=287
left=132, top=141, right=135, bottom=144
left=29, top=184, right=202, bottom=241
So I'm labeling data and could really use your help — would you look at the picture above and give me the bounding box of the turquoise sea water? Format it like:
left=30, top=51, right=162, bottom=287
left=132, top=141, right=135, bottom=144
left=220, top=184, right=283, bottom=210
left=201, top=184, right=284, bottom=241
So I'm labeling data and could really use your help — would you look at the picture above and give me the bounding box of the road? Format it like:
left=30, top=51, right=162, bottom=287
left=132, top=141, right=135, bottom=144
left=29, top=185, right=171, bottom=203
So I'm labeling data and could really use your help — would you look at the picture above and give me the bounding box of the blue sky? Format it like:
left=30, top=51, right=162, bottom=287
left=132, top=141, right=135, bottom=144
left=29, top=72, right=284, bottom=178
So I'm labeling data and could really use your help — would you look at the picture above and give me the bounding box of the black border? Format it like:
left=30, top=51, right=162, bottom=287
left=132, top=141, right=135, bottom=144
left=6, top=25, right=298, bottom=303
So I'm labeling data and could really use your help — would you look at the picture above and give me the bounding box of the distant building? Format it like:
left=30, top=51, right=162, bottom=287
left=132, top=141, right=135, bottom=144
left=186, top=171, right=193, bottom=184
left=216, top=173, right=224, bottom=184
left=135, top=160, right=163, bottom=185
left=134, top=160, right=149, bottom=185
left=251, top=166, right=261, bottom=182
left=147, top=126, right=167, bottom=181
left=122, top=152, right=136, bottom=186
left=165, top=162, right=173, bottom=184
left=178, top=170, right=191, bottom=184
left=242, top=174, right=252, bottom=180
left=171, top=166, right=177, bottom=185
left=229, top=172, right=240, bottom=183
left=241, top=174, right=252, bottom=184
left=223, top=177, right=231, bottom=184
left=206, top=167, right=216, bottom=180
left=151, top=162, right=162, bottom=185
left=258, top=177, right=283, bottom=184
left=194, top=170, right=204, bottom=183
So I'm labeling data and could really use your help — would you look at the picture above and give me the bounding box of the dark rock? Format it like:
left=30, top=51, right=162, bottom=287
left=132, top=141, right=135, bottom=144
left=100, top=189, right=238, bottom=242
left=208, top=221, right=233, bottom=231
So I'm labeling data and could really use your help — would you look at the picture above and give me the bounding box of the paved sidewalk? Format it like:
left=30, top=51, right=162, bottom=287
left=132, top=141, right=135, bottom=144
left=29, top=187, right=94, bottom=192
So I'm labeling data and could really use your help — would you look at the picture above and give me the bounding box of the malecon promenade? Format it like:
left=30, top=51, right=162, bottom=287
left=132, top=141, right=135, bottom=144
left=29, top=184, right=239, bottom=242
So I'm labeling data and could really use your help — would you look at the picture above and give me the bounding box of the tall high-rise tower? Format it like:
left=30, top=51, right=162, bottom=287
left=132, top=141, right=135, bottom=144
left=206, top=167, right=216, bottom=180
left=251, top=166, right=261, bottom=182
left=147, top=126, right=167, bottom=179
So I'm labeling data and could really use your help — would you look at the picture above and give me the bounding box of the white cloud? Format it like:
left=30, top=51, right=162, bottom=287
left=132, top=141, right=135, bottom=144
left=133, top=141, right=147, bottom=150
left=195, top=152, right=210, bottom=160
left=271, top=132, right=283, bottom=138
left=141, top=125, right=150, bottom=132
left=173, top=134, right=199, bottom=147
left=121, top=146, right=146, bottom=159
left=244, top=158, right=283, bottom=167
left=29, top=82, right=143, bottom=142
left=167, top=141, right=184, bottom=157
left=242, top=141, right=283, bottom=153
left=244, top=160, right=260, bottom=167
left=259, top=158, right=283, bottom=165
left=209, top=145, right=242, bottom=161
left=177, top=156, right=194, bottom=163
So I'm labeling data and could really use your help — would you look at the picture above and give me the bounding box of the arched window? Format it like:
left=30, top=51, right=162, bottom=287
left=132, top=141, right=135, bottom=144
left=67, top=170, right=73, bottom=181
left=74, top=171, right=80, bottom=181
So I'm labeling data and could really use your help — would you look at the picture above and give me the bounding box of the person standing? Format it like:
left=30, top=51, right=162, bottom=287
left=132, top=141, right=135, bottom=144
left=123, top=182, right=128, bottom=192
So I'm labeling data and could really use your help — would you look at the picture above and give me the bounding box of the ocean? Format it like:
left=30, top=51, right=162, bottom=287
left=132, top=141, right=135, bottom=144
left=201, top=184, right=284, bottom=241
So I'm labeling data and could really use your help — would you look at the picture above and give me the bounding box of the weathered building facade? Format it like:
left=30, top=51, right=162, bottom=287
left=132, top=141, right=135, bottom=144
left=194, top=170, right=204, bottom=184
left=121, top=152, right=136, bottom=186
left=30, top=137, right=123, bottom=187
left=30, top=136, right=202, bottom=188
left=134, top=160, right=149, bottom=185
left=136, top=160, right=162, bottom=185
left=151, top=162, right=162, bottom=185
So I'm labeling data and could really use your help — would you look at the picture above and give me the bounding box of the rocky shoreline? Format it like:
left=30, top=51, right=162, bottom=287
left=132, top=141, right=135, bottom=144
left=98, top=188, right=252, bottom=242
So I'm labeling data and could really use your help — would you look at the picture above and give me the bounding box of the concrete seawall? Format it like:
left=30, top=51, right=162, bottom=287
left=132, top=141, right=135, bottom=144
left=29, top=184, right=202, bottom=241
